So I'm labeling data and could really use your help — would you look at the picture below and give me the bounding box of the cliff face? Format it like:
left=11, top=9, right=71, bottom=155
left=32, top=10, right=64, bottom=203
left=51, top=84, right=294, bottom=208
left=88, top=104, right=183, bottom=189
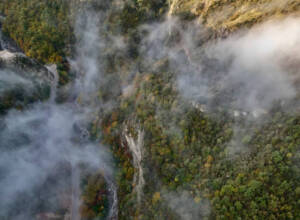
left=169, top=0, right=300, bottom=33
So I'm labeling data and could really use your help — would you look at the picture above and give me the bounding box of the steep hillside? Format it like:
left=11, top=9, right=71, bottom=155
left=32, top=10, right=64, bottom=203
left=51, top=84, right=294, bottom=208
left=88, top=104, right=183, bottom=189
left=169, top=0, right=300, bottom=33
left=0, top=0, right=72, bottom=85
left=0, top=0, right=299, bottom=220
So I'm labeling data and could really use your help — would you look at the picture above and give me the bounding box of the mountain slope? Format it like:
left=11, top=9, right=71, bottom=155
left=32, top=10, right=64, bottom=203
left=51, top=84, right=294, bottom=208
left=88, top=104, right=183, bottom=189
left=169, top=0, right=300, bottom=33
left=0, top=0, right=299, bottom=220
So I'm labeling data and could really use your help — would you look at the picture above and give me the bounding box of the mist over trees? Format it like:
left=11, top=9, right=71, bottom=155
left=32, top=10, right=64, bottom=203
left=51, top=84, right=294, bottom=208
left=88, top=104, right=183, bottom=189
left=0, top=0, right=300, bottom=219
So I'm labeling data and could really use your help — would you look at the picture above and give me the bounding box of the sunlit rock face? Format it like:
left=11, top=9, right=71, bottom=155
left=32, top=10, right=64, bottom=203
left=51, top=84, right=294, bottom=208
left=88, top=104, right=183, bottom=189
left=168, top=0, right=300, bottom=34
left=0, top=50, right=15, bottom=60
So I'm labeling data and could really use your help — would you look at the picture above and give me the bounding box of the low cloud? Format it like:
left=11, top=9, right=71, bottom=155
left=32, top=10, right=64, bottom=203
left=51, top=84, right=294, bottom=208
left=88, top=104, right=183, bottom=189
left=0, top=103, right=113, bottom=219
left=163, top=191, right=210, bottom=220
left=139, top=16, right=300, bottom=115
left=178, top=17, right=300, bottom=114
left=0, top=69, right=34, bottom=94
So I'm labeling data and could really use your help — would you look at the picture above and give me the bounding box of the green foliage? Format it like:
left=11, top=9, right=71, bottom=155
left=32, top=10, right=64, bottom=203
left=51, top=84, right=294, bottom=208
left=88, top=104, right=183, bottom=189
left=169, top=0, right=300, bottom=33
left=102, top=64, right=300, bottom=219
left=80, top=174, right=109, bottom=220
left=1, top=0, right=299, bottom=219
left=118, top=0, right=168, bottom=34
left=0, top=83, right=50, bottom=114
left=0, top=0, right=73, bottom=84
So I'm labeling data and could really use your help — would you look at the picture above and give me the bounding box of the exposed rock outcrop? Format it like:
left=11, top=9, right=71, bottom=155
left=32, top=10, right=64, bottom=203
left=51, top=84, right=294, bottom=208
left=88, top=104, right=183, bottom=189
left=0, top=47, right=54, bottom=114
left=169, top=0, right=300, bottom=34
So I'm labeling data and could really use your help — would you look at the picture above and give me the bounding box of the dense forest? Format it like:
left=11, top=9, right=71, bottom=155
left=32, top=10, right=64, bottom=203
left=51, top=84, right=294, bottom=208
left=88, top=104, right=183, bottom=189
left=0, top=0, right=299, bottom=219
left=0, top=0, right=72, bottom=85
